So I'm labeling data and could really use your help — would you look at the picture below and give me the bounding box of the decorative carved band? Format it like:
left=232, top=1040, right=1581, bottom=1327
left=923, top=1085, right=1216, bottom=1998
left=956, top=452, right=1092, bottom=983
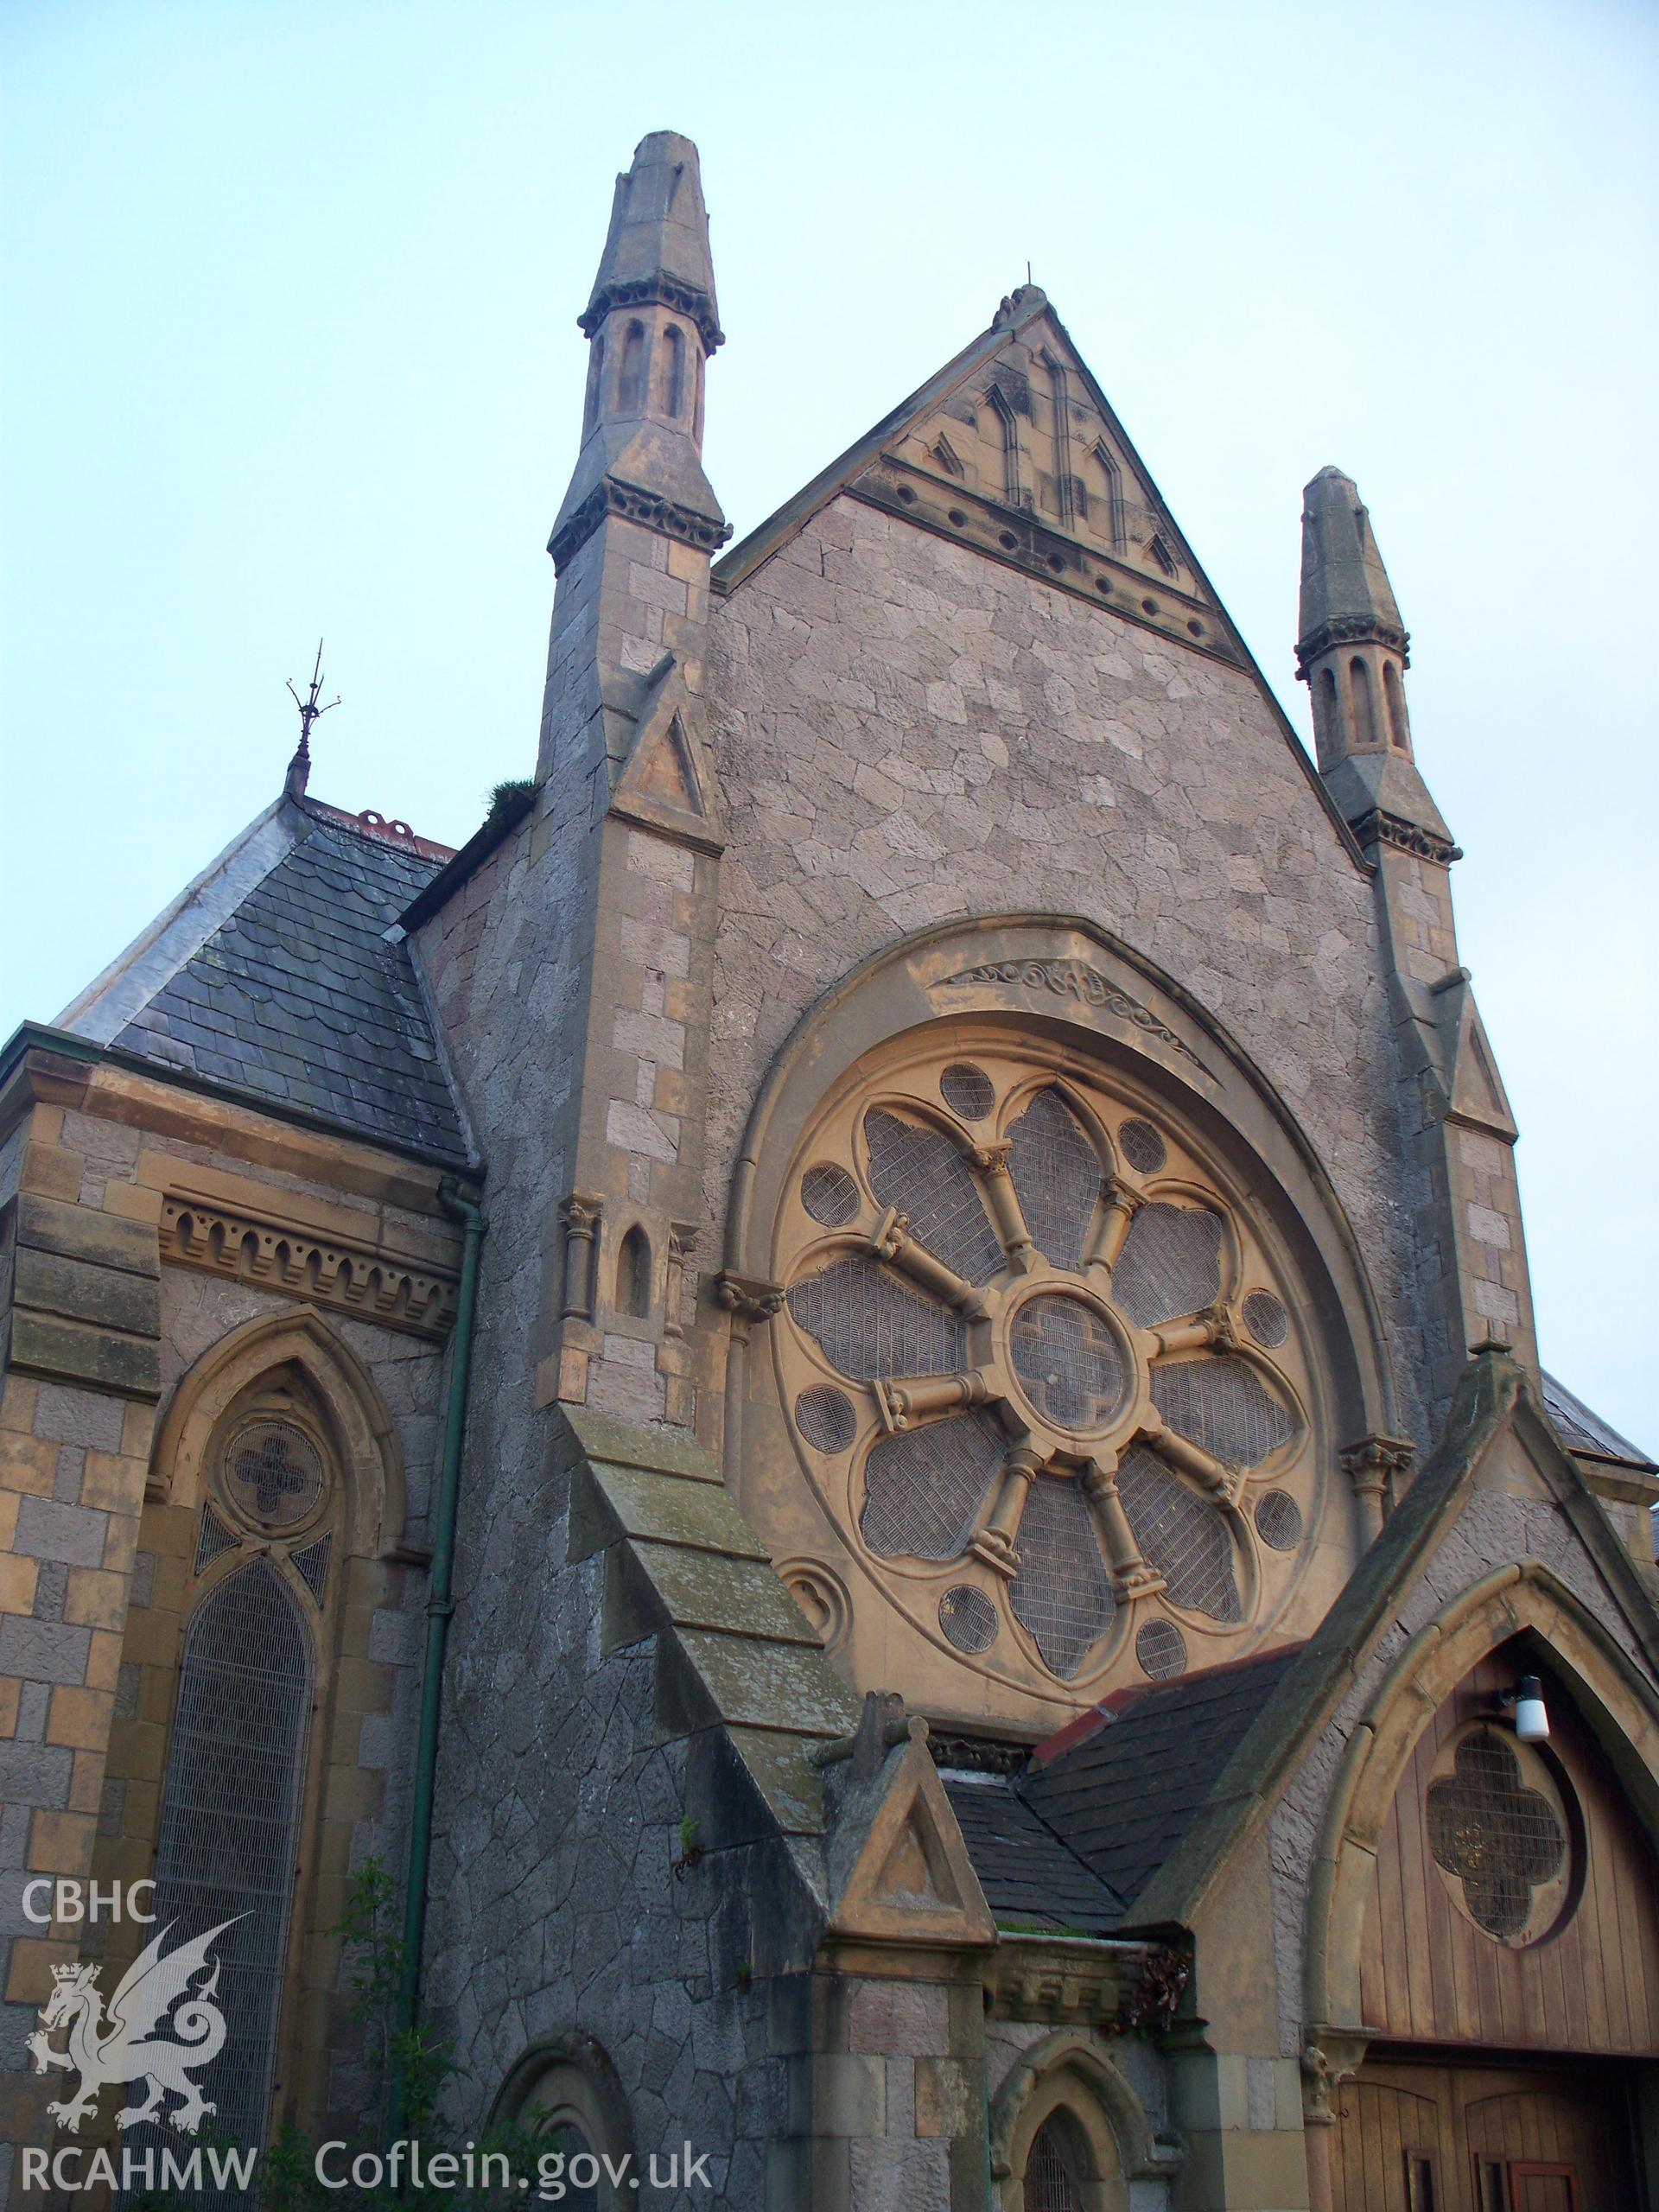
left=983, top=1935, right=1189, bottom=2034
left=549, top=477, right=734, bottom=573
left=1348, top=808, right=1463, bottom=867
left=577, top=275, right=723, bottom=354
left=938, top=960, right=1214, bottom=1078
left=160, top=1197, right=455, bottom=1338
left=1294, top=613, right=1411, bottom=677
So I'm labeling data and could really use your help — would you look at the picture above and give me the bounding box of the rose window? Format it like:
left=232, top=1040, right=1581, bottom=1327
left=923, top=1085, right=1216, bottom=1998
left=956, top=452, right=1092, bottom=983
left=776, top=1049, right=1316, bottom=1694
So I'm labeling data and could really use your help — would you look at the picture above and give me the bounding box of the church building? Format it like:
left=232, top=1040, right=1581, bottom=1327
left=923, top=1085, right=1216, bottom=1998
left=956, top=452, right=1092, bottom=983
left=2, top=130, right=1656, bottom=2209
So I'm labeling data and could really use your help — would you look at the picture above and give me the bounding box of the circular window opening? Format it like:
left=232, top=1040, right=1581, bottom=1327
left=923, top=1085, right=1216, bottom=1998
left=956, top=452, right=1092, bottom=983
left=222, top=1421, right=324, bottom=1533
left=939, top=1585, right=999, bottom=1653
left=1136, top=1618, right=1188, bottom=1680
left=1008, top=1294, right=1125, bottom=1433
left=940, top=1062, right=995, bottom=1120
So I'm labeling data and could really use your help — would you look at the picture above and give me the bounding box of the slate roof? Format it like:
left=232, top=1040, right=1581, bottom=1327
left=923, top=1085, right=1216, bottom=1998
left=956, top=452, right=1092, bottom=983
left=111, top=807, right=469, bottom=1165
left=1541, top=1371, right=1656, bottom=1472
left=942, top=1773, right=1123, bottom=1936
left=945, top=1647, right=1303, bottom=1931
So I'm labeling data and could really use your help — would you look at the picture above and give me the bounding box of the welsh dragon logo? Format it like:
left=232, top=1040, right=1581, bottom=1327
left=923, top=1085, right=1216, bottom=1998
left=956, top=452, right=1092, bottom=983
left=27, top=1917, right=240, bottom=2135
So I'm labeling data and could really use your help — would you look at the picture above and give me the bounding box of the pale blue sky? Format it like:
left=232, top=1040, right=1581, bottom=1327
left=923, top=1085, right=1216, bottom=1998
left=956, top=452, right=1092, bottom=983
left=3, top=2, right=1655, bottom=1443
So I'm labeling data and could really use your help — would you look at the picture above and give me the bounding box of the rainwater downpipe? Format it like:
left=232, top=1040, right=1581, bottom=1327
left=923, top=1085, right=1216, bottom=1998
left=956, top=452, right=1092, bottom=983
left=396, top=1181, right=485, bottom=2064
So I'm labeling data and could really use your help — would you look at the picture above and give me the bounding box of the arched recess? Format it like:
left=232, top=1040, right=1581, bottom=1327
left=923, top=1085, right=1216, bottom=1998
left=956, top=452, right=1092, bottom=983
left=614, top=1224, right=652, bottom=1319
left=988, top=2028, right=1178, bottom=2209
left=147, top=1304, right=406, bottom=1552
left=492, top=2031, right=637, bottom=2209
left=92, top=1305, right=416, bottom=2147
left=1304, top=1560, right=1659, bottom=2054
left=720, top=916, right=1397, bottom=1724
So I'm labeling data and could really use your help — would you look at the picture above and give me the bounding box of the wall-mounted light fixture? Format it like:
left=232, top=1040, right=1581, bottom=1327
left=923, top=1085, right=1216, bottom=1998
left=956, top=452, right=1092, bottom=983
left=1497, top=1672, right=1550, bottom=1743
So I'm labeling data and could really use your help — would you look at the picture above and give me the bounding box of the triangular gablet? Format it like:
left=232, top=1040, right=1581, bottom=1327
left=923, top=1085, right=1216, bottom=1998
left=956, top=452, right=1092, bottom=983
left=715, top=287, right=1245, bottom=671
left=1431, top=969, right=1517, bottom=1137
left=609, top=653, right=725, bottom=855
left=828, top=1711, right=995, bottom=1948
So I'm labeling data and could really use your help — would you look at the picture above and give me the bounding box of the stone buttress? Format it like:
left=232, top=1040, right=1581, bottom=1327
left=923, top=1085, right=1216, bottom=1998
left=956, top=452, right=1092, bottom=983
left=1298, top=467, right=1536, bottom=1413
left=534, top=129, right=730, bottom=1429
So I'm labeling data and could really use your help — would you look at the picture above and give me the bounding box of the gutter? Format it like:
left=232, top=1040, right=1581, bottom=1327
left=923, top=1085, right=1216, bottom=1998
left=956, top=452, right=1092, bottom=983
left=395, top=1180, right=486, bottom=2080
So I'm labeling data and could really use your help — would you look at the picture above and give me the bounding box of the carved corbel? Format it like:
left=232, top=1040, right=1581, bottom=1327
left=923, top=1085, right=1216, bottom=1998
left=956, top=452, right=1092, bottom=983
left=1339, top=1433, right=1415, bottom=1547
left=558, top=1192, right=602, bottom=1321
left=1300, top=2028, right=1371, bottom=2124
left=715, top=1268, right=785, bottom=1329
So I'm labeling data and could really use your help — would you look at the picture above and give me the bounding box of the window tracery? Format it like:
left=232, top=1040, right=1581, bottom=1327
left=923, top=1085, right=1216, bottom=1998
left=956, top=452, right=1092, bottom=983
left=773, top=1041, right=1321, bottom=1694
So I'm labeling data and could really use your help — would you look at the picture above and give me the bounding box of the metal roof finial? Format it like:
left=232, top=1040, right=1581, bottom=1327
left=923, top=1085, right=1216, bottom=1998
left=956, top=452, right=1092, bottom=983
left=284, top=639, right=340, bottom=800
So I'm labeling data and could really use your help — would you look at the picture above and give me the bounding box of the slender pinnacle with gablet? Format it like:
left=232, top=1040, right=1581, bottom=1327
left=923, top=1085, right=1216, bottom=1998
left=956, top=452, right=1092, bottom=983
left=284, top=640, right=340, bottom=799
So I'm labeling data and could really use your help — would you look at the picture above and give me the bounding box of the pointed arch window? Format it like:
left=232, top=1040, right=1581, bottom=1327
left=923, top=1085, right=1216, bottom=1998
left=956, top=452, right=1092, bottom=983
left=1349, top=657, right=1378, bottom=749
left=661, top=325, right=685, bottom=420
left=584, top=335, right=605, bottom=434
left=1314, top=664, right=1342, bottom=760
left=148, top=1560, right=313, bottom=2164
left=1383, top=660, right=1411, bottom=753
left=1024, top=2113, right=1085, bottom=2209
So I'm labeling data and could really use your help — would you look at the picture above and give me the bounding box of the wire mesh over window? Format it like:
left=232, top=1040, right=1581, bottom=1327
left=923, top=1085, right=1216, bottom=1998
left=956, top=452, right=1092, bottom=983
left=225, top=1421, right=323, bottom=1531
left=194, top=1500, right=238, bottom=1575
left=142, top=1560, right=312, bottom=2191
left=1135, top=1618, right=1188, bottom=1681
left=1009, top=1295, right=1123, bottom=1430
left=795, top=1384, right=859, bottom=1453
left=1117, top=1446, right=1241, bottom=1621
left=1010, top=1476, right=1115, bottom=1676
left=1243, top=1287, right=1289, bottom=1347
left=801, top=1162, right=861, bottom=1227
left=861, top=1411, right=1007, bottom=1560
left=939, top=1584, right=999, bottom=1653
left=1111, top=1203, right=1224, bottom=1328
left=1426, top=1727, right=1567, bottom=1941
left=863, top=1109, right=1004, bottom=1283
left=788, top=1255, right=966, bottom=1380
left=1254, top=1490, right=1304, bottom=1551
left=1152, top=1355, right=1298, bottom=1467
left=1117, top=1116, right=1167, bottom=1175
left=1007, top=1090, right=1101, bottom=1270
left=940, top=1062, right=995, bottom=1121
left=1023, top=2116, right=1084, bottom=2212
left=291, top=1532, right=333, bottom=1606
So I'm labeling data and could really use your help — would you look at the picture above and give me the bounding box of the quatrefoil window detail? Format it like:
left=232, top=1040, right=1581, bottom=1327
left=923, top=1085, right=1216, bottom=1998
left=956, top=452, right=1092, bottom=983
left=226, top=1421, right=325, bottom=1532
left=1426, top=1726, right=1567, bottom=1940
